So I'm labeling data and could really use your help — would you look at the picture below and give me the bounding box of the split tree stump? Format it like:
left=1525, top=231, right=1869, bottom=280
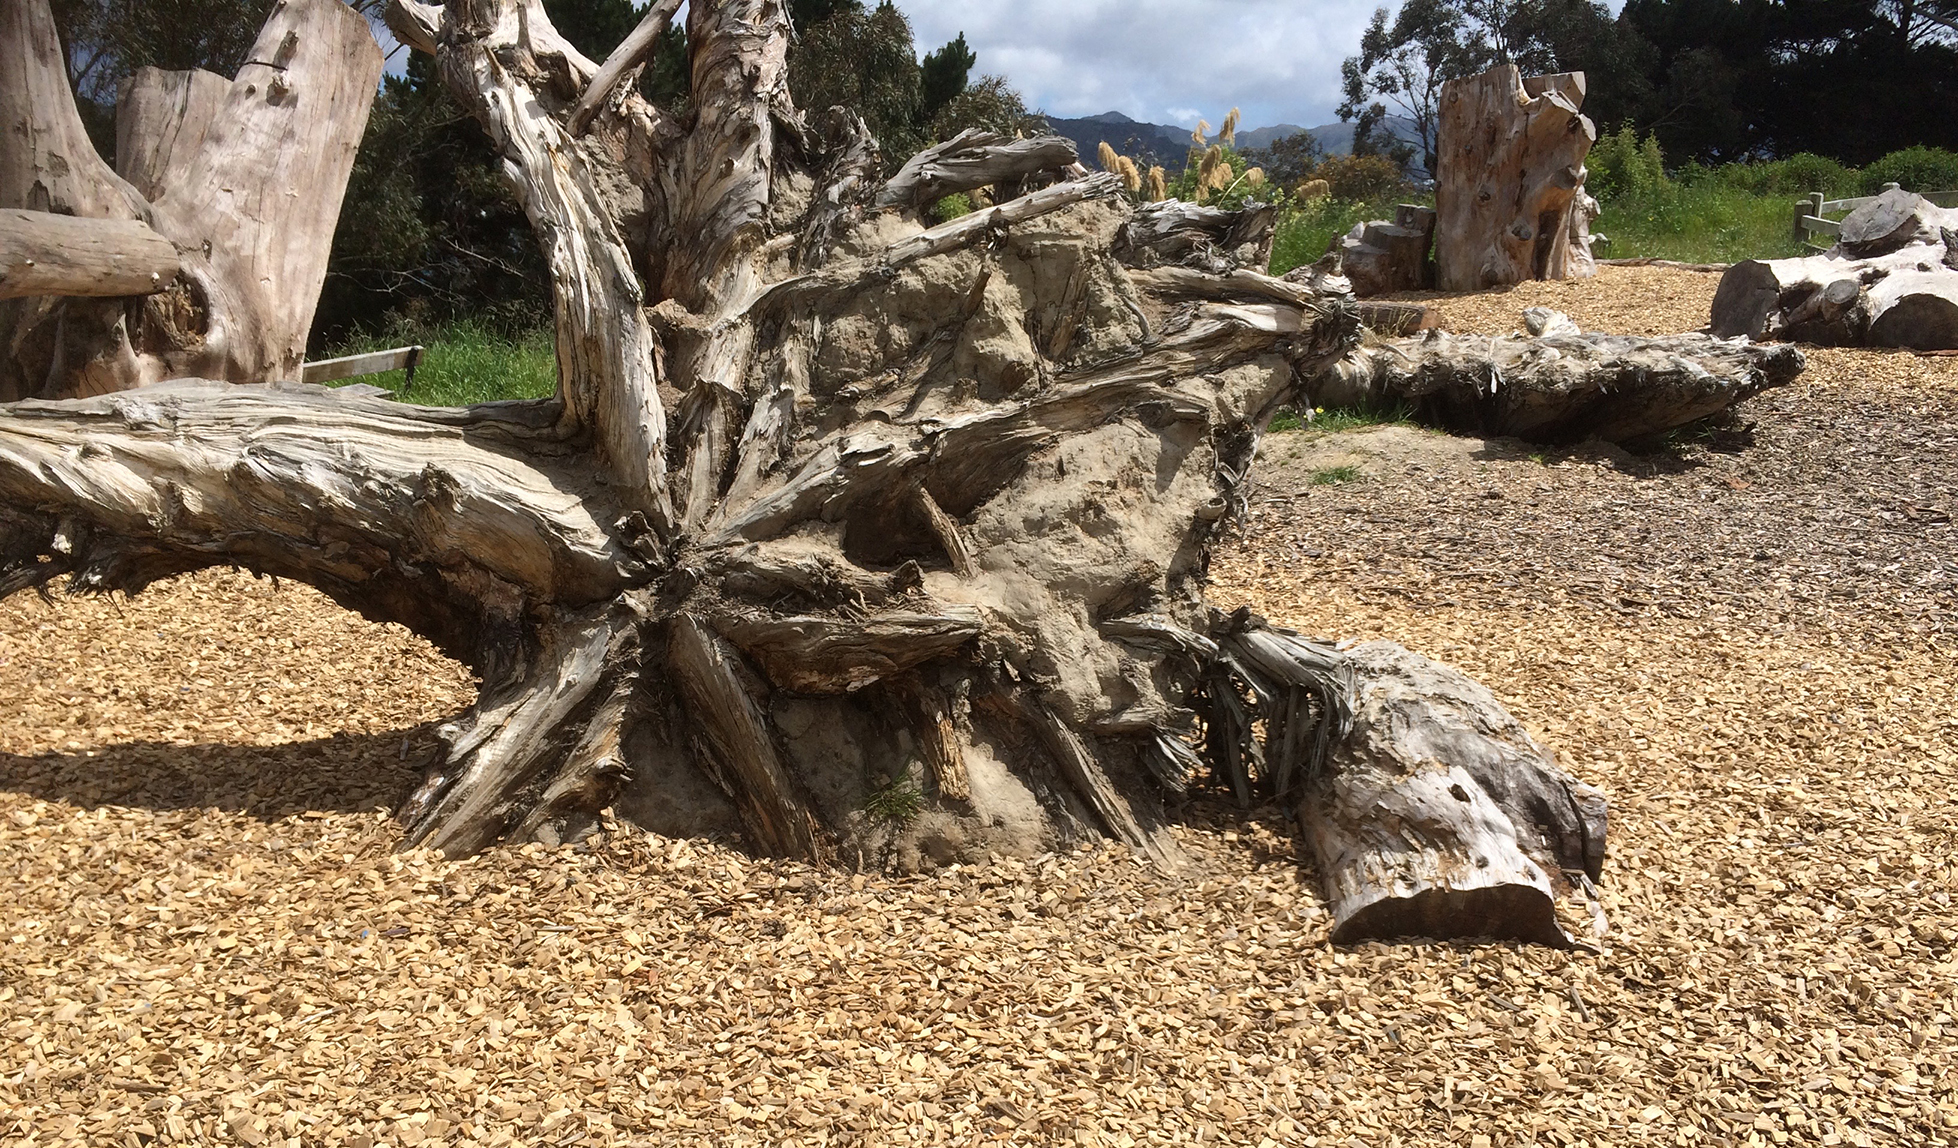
left=1434, top=66, right=1598, bottom=292
left=0, top=0, right=380, bottom=400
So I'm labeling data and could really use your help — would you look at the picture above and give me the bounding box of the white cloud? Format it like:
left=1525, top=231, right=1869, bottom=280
left=900, top=0, right=1387, bottom=131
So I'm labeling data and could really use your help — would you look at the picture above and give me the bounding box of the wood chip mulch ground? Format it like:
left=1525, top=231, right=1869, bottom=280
left=3, top=267, right=1955, bottom=1147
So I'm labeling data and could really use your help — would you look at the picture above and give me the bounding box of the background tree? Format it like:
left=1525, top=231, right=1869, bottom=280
left=919, top=30, right=974, bottom=126
left=1338, top=0, right=1488, bottom=176
left=1240, top=130, right=1326, bottom=188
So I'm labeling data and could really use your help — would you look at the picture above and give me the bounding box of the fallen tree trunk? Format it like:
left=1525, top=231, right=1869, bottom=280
left=0, top=0, right=1777, bottom=947
left=1318, top=316, right=1805, bottom=443
left=0, top=0, right=381, bottom=399
left=1434, top=66, right=1597, bottom=292
left=0, top=209, right=179, bottom=300
left=1710, top=189, right=1958, bottom=350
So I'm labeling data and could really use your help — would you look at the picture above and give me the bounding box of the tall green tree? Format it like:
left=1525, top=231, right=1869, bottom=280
left=790, top=1, right=925, bottom=162
left=1339, top=0, right=1488, bottom=175
left=919, top=31, right=975, bottom=125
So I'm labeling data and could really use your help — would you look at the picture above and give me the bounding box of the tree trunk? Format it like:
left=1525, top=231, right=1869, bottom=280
left=0, top=0, right=381, bottom=400
left=1711, top=189, right=1958, bottom=350
left=1319, top=316, right=1805, bottom=443
left=1434, top=66, right=1597, bottom=292
left=1, top=0, right=1810, bottom=945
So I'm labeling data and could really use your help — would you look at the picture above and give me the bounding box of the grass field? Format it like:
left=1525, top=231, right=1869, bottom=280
left=324, top=320, right=557, bottom=406
left=1593, top=181, right=1809, bottom=263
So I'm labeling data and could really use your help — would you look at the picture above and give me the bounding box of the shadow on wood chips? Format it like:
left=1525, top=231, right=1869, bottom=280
left=0, top=726, right=435, bottom=821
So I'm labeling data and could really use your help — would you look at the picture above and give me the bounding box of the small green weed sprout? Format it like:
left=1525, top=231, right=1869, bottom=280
left=1310, top=465, right=1361, bottom=485
left=862, top=777, right=924, bottom=827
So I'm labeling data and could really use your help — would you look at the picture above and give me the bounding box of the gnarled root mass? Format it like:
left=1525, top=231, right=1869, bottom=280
left=0, top=0, right=1793, bottom=944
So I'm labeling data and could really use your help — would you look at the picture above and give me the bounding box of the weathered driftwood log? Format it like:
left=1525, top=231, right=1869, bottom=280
left=1710, top=189, right=1958, bottom=350
left=1339, top=204, right=1435, bottom=298
left=1434, top=66, right=1597, bottom=291
left=1353, top=300, right=1441, bottom=337
left=0, top=209, right=179, bottom=300
left=0, top=0, right=1666, bottom=946
left=1300, top=639, right=1606, bottom=945
left=1319, top=316, right=1805, bottom=443
left=0, top=0, right=380, bottom=400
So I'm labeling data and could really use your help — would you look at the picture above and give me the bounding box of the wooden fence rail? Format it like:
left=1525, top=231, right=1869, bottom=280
left=299, top=345, right=423, bottom=394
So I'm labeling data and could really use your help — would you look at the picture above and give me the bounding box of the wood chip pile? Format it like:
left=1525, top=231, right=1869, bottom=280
left=4, top=269, right=1956, bottom=1146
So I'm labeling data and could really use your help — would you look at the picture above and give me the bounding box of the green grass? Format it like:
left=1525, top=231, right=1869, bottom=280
left=1310, top=403, right=1414, bottom=433
left=861, top=778, right=924, bottom=827
left=1266, top=403, right=1415, bottom=434
left=1593, top=183, right=1809, bottom=264
left=1309, top=465, right=1361, bottom=485
left=323, top=319, right=556, bottom=406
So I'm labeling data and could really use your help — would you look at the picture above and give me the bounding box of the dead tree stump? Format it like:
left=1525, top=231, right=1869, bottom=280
left=0, top=0, right=380, bottom=400
left=1339, top=204, right=1436, bottom=298
left=1434, top=66, right=1598, bottom=292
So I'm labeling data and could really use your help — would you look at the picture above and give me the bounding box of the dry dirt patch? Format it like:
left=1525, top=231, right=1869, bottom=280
left=3, top=270, right=1957, bottom=1146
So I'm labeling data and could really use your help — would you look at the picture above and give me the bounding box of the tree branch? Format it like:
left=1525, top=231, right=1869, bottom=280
left=568, top=0, right=684, bottom=136
left=0, top=380, right=644, bottom=669
left=873, top=128, right=1079, bottom=212
left=0, top=210, right=178, bottom=300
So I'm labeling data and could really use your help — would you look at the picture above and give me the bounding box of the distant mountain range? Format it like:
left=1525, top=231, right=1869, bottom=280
left=1040, top=111, right=1426, bottom=176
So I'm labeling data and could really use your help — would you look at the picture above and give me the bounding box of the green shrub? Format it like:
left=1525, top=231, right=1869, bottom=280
left=1307, top=154, right=1407, bottom=203
left=930, top=192, right=974, bottom=223
left=1745, top=152, right=1860, bottom=197
left=1860, top=146, right=1958, bottom=195
left=1268, top=196, right=1376, bottom=273
left=1587, top=126, right=1667, bottom=203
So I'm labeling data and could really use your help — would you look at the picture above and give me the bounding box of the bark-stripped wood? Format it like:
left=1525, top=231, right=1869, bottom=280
left=1339, top=204, right=1435, bottom=298
left=0, top=210, right=178, bottom=300
left=1434, top=66, right=1597, bottom=292
left=1, top=0, right=382, bottom=400
left=1321, top=322, right=1805, bottom=443
left=873, top=129, right=1080, bottom=213
left=669, top=614, right=828, bottom=861
left=115, top=67, right=228, bottom=201
left=568, top=0, right=685, bottom=136
left=1711, top=189, right=1958, bottom=350
left=1301, top=640, right=1606, bottom=946
left=0, top=0, right=1815, bottom=945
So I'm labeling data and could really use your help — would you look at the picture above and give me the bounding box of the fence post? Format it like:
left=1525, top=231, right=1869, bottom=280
left=1793, top=191, right=1822, bottom=243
